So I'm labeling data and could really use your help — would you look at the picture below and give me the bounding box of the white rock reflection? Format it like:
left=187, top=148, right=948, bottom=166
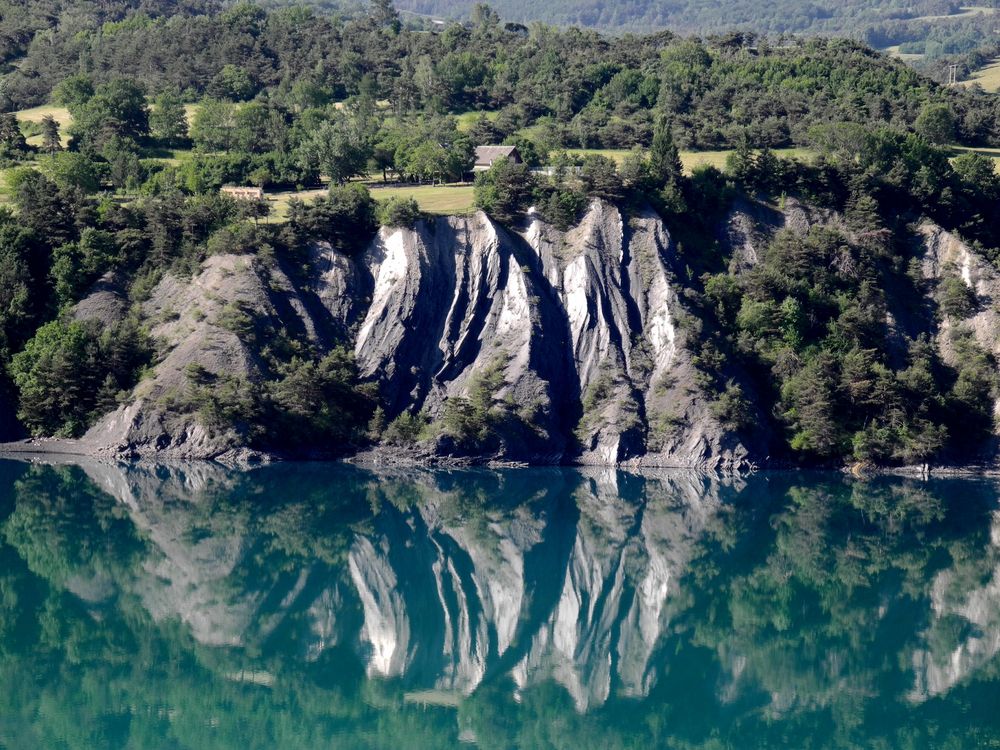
left=53, top=461, right=728, bottom=712
left=911, top=510, right=1000, bottom=702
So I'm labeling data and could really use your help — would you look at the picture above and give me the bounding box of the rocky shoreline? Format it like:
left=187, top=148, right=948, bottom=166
left=3, top=437, right=1000, bottom=479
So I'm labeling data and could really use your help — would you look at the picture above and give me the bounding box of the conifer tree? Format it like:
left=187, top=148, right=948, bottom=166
left=40, top=115, right=61, bottom=154
left=150, top=90, right=189, bottom=147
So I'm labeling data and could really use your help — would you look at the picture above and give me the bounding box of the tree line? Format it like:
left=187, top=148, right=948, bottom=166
left=4, top=0, right=1000, bottom=153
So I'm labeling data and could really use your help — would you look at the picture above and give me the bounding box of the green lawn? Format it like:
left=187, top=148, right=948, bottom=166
left=455, top=110, right=500, bottom=132
left=963, top=58, right=1000, bottom=92
left=142, top=147, right=195, bottom=166
left=565, top=147, right=815, bottom=174
left=266, top=183, right=476, bottom=221
left=370, top=183, right=475, bottom=214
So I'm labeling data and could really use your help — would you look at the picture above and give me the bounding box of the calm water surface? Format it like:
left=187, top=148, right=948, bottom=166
left=1, top=459, right=1000, bottom=748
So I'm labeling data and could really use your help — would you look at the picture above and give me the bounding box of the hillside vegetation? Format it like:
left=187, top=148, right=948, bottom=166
left=1, top=1, right=1000, bottom=469
left=391, top=0, right=985, bottom=35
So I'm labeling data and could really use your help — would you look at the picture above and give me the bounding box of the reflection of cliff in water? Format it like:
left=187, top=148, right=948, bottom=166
left=7, top=459, right=1000, bottom=738
left=911, top=508, right=1000, bottom=701
left=10, top=460, right=740, bottom=711
left=344, top=467, right=730, bottom=710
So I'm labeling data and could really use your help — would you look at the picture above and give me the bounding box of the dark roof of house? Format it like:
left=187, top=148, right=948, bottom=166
left=474, top=144, right=519, bottom=165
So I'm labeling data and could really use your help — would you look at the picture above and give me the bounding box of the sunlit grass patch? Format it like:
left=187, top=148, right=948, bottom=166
left=564, top=147, right=815, bottom=174
left=963, top=59, right=1000, bottom=92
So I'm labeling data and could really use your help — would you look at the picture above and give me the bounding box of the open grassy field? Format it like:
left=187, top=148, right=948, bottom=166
left=16, top=101, right=200, bottom=135
left=14, top=104, right=72, bottom=127
left=950, top=145, right=1000, bottom=172
left=265, top=188, right=326, bottom=221
left=911, top=4, right=993, bottom=21
left=0, top=168, right=13, bottom=205
left=882, top=7, right=995, bottom=63
left=455, top=110, right=500, bottom=132
left=14, top=105, right=73, bottom=147
left=14, top=101, right=200, bottom=163
left=266, top=183, right=476, bottom=221
left=565, top=147, right=815, bottom=173
left=963, top=58, right=1000, bottom=92
left=563, top=148, right=635, bottom=164
left=370, top=183, right=475, bottom=214
left=141, top=147, right=196, bottom=166
left=882, top=44, right=925, bottom=62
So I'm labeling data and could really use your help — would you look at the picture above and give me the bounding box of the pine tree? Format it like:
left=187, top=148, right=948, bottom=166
left=648, top=118, right=682, bottom=186
left=648, top=118, right=686, bottom=212
left=0, top=113, right=27, bottom=157
left=40, top=115, right=61, bottom=153
left=369, top=0, right=401, bottom=34
left=725, top=134, right=756, bottom=188
left=150, top=90, right=189, bottom=147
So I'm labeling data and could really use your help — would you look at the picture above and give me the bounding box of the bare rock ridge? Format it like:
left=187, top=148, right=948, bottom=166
left=354, top=209, right=571, bottom=459
left=921, top=222, right=1000, bottom=463
left=37, top=199, right=1000, bottom=468
left=83, top=252, right=345, bottom=461
left=58, top=198, right=755, bottom=467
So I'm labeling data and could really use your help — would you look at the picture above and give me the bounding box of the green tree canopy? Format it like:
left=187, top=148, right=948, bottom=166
left=149, top=90, right=189, bottom=147
left=474, top=157, right=537, bottom=224
left=915, top=103, right=956, bottom=145
left=69, top=79, right=149, bottom=152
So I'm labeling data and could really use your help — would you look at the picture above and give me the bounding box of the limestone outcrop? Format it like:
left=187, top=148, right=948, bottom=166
left=39, top=201, right=774, bottom=467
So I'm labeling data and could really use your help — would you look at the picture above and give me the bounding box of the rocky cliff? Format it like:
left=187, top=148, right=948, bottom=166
left=49, top=199, right=765, bottom=468
left=16, top=197, right=992, bottom=469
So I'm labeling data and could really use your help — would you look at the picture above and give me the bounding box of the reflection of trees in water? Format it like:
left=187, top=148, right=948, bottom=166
left=1, top=462, right=1000, bottom=748
left=4, top=464, right=145, bottom=591
left=661, top=476, right=1000, bottom=747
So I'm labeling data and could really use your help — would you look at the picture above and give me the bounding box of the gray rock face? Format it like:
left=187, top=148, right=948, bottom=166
left=69, top=202, right=761, bottom=467
left=722, top=196, right=830, bottom=275
left=354, top=213, right=571, bottom=459
left=83, top=252, right=343, bottom=460
left=920, top=223, right=1000, bottom=461
left=521, top=201, right=749, bottom=468
left=72, top=272, right=128, bottom=327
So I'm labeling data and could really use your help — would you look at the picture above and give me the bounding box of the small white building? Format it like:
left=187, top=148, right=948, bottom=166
left=221, top=186, right=264, bottom=201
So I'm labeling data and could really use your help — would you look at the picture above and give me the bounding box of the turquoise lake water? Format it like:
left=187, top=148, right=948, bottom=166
left=1, top=459, right=1000, bottom=748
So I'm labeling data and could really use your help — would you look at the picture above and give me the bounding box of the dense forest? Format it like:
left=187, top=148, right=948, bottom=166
left=1, top=0, right=1000, bottom=468
left=3, top=0, right=1000, bottom=147
left=390, top=0, right=988, bottom=35
left=380, top=0, right=1000, bottom=72
left=5, top=0, right=1000, bottom=112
